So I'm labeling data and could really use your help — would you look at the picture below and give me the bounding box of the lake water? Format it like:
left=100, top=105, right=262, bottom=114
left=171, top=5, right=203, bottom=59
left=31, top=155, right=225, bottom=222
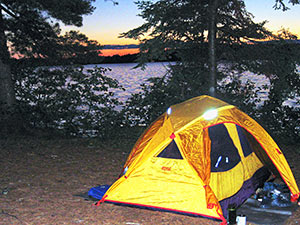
left=84, top=62, right=174, bottom=103
left=83, top=62, right=299, bottom=107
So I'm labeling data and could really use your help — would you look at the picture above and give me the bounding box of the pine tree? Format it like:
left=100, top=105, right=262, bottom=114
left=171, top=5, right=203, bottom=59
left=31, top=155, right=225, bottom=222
left=122, top=0, right=271, bottom=98
left=0, top=0, right=95, bottom=133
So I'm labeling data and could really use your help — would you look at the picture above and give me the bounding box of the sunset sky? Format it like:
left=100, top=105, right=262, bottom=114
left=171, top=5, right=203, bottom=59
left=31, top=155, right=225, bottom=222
left=61, top=0, right=300, bottom=56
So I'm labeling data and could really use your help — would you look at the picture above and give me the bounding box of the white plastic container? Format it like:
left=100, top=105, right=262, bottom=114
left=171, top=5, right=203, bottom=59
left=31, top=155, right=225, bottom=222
left=236, top=215, right=246, bottom=225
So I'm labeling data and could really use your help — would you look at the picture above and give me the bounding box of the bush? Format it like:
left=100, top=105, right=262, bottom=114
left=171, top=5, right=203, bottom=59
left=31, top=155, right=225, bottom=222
left=123, top=61, right=300, bottom=144
left=122, top=76, right=171, bottom=126
left=15, top=65, right=125, bottom=138
left=123, top=63, right=260, bottom=127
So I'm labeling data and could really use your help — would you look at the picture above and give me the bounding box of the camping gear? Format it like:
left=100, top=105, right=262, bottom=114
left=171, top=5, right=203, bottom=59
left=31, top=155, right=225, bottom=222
left=236, top=214, right=246, bottom=225
left=237, top=197, right=298, bottom=224
left=88, top=185, right=111, bottom=200
left=97, top=95, right=299, bottom=224
left=259, top=182, right=292, bottom=208
left=228, top=204, right=237, bottom=224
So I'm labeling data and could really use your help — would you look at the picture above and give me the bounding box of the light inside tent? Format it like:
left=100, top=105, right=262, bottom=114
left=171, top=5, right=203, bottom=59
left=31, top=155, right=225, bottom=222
left=167, top=107, right=172, bottom=115
left=202, top=108, right=218, bottom=120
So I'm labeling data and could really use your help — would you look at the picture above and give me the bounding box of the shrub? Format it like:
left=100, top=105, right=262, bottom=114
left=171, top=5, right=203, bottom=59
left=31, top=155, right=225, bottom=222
left=123, top=61, right=300, bottom=144
left=15, top=65, right=125, bottom=138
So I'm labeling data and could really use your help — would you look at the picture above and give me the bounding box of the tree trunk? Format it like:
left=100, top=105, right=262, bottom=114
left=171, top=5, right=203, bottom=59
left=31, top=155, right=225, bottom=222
left=208, top=0, right=219, bottom=97
left=0, top=8, right=18, bottom=134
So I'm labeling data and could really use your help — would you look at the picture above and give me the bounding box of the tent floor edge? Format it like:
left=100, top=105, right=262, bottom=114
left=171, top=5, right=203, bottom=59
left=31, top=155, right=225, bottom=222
left=103, top=199, right=223, bottom=222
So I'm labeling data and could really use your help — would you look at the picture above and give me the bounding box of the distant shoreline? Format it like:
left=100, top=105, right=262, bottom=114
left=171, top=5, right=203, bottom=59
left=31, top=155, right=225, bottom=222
left=102, top=44, right=139, bottom=50
left=12, top=40, right=300, bottom=67
left=14, top=51, right=177, bottom=66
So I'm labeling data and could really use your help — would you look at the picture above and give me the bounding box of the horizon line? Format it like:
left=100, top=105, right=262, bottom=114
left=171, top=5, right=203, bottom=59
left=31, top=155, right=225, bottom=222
left=102, top=44, right=139, bottom=50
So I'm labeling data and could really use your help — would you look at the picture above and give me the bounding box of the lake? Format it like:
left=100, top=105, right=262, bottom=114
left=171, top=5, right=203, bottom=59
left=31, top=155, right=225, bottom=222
left=83, top=62, right=299, bottom=107
left=84, top=62, right=174, bottom=103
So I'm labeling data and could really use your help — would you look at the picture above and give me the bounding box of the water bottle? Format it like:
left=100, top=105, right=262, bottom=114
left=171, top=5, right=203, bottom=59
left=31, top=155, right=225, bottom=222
left=227, top=204, right=236, bottom=224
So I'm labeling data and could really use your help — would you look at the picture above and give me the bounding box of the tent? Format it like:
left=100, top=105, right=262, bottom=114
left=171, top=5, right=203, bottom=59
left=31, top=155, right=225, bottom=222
left=99, top=95, right=299, bottom=224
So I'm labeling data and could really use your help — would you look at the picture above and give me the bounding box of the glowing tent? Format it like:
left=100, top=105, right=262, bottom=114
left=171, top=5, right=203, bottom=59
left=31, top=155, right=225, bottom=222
left=99, top=95, right=299, bottom=223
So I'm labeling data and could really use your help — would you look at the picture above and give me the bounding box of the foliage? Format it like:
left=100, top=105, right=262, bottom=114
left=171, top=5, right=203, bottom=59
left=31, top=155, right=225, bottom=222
left=123, top=76, right=171, bottom=126
left=2, top=0, right=96, bottom=60
left=14, top=66, right=124, bottom=138
left=0, top=0, right=97, bottom=134
left=124, top=62, right=220, bottom=126
left=121, top=0, right=300, bottom=143
left=123, top=65, right=261, bottom=127
left=274, top=0, right=300, bottom=10
left=120, top=0, right=271, bottom=103
left=122, top=0, right=270, bottom=64
left=55, top=31, right=102, bottom=65
left=121, top=0, right=270, bottom=122
left=257, top=46, right=300, bottom=142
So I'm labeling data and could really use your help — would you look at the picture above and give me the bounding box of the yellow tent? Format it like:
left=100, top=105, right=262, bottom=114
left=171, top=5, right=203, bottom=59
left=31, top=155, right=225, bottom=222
left=100, top=95, right=299, bottom=223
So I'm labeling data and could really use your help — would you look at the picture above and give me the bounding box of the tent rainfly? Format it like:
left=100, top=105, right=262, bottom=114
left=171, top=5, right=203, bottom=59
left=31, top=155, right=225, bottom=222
left=98, top=95, right=299, bottom=224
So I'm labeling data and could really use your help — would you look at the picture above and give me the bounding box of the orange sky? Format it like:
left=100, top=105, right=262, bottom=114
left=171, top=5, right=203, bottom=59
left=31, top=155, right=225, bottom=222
left=100, top=48, right=139, bottom=57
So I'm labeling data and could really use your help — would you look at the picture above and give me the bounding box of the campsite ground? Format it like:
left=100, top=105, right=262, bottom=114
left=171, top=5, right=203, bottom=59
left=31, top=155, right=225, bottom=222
left=0, top=137, right=299, bottom=225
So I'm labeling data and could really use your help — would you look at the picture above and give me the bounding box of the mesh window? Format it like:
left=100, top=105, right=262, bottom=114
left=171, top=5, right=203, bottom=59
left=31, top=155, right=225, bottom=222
left=157, top=140, right=183, bottom=159
left=236, top=125, right=253, bottom=157
left=208, top=124, right=241, bottom=172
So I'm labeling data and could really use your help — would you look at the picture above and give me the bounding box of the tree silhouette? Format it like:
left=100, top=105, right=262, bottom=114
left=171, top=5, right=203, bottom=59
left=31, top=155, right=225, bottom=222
left=122, top=0, right=270, bottom=97
left=0, top=0, right=95, bottom=133
left=274, top=0, right=299, bottom=10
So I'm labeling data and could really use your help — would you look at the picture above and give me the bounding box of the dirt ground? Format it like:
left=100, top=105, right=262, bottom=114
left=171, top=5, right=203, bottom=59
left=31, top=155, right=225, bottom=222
left=0, top=137, right=299, bottom=225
